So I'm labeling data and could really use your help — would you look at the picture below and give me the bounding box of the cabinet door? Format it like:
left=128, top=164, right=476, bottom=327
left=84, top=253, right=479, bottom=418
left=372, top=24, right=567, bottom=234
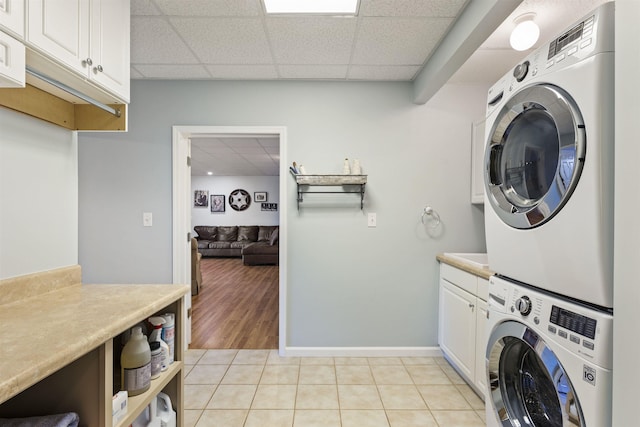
left=474, top=298, right=488, bottom=399
left=471, top=119, right=486, bottom=204
left=0, top=29, right=25, bottom=87
left=0, top=0, right=25, bottom=37
left=439, top=278, right=476, bottom=380
left=27, top=0, right=89, bottom=75
left=89, top=0, right=129, bottom=102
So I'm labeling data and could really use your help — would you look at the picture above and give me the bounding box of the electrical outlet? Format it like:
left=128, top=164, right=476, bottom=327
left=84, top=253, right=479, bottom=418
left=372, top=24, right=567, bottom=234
left=368, top=213, right=376, bottom=227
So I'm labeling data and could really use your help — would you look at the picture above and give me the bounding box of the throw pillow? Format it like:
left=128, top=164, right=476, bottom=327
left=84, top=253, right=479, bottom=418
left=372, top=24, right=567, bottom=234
left=269, top=228, right=279, bottom=246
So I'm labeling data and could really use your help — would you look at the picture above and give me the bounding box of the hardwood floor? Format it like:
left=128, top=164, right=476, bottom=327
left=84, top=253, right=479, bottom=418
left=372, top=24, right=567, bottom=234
left=189, top=257, right=279, bottom=349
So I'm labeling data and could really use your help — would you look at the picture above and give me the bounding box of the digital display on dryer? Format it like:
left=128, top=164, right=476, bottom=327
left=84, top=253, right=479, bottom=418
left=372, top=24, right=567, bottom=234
left=548, top=22, right=584, bottom=59
left=550, top=305, right=596, bottom=339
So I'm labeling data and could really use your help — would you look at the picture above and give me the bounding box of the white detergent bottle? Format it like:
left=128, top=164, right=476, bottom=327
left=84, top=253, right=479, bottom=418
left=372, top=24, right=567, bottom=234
left=157, top=392, right=176, bottom=427
left=148, top=316, right=170, bottom=371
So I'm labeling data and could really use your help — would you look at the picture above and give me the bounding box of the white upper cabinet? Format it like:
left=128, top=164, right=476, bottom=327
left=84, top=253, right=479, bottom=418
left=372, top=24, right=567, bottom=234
left=0, top=0, right=24, bottom=38
left=26, top=0, right=129, bottom=102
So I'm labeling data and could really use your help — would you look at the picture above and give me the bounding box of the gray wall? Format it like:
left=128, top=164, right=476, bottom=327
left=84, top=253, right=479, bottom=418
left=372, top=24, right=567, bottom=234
left=0, top=108, right=77, bottom=280
left=78, top=80, right=487, bottom=347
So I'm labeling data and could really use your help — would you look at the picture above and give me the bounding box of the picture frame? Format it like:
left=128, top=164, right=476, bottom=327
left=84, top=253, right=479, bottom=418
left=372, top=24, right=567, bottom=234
left=211, top=195, right=225, bottom=213
left=261, top=202, right=278, bottom=211
left=194, top=190, right=209, bottom=207
left=254, top=192, right=267, bottom=202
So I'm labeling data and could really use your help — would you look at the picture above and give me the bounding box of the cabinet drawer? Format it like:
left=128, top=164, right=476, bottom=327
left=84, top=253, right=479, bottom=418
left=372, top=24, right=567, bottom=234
left=477, top=277, right=489, bottom=302
left=440, top=263, right=477, bottom=295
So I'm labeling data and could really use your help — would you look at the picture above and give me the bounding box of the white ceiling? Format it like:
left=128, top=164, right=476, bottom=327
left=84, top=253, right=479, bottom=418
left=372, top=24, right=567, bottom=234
left=130, top=0, right=470, bottom=81
left=132, top=0, right=608, bottom=176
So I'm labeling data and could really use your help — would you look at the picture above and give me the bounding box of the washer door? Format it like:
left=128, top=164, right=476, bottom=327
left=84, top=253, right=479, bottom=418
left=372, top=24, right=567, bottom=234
left=487, top=320, right=584, bottom=427
left=484, top=83, right=585, bottom=229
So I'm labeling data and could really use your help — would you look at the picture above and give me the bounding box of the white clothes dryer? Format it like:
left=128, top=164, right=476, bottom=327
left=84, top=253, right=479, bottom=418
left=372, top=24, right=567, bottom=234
left=483, top=2, right=614, bottom=309
left=485, top=275, right=613, bottom=427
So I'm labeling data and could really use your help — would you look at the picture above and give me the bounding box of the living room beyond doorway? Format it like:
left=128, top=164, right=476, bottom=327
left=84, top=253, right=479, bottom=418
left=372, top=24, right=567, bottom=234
left=190, top=257, right=279, bottom=349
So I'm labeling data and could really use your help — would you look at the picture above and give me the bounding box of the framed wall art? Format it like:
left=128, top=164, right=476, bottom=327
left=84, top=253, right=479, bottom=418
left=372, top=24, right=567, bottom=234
left=211, top=195, right=225, bottom=213
left=194, top=190, right=209, bottom=207
left=254, top=192, right=267, bottom=202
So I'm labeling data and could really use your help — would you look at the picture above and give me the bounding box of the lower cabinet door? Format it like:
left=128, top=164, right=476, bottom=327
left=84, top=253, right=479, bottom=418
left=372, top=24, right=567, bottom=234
left=439, top=278, right=477, bottom=381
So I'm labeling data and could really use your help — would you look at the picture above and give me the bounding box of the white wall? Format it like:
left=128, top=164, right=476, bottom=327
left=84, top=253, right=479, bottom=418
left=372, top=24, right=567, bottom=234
left=612, top=1, right=639, bottom=424
left=191, top=175, right=279, bottom=228
left=78, top=80, right=487, bottom=348
left=0, top=108, right=77, bottom=280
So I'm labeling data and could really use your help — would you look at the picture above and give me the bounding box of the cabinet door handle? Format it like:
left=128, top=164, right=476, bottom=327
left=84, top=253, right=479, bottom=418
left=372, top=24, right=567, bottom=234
left=82, top=58, right=93, bottom=67
left=469, top=303, right=475, bottom=310
left=94, top=65, right=103, bottom=73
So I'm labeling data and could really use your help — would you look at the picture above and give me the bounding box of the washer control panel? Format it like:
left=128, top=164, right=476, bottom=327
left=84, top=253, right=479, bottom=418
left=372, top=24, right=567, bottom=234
left=490, top=275, right=613, bottom=369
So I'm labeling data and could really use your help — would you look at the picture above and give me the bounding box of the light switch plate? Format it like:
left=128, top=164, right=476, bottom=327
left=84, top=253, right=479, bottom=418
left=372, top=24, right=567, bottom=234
left=368, top=213, right=376, bottom=227
left=143, top=212, right=153, bottom=227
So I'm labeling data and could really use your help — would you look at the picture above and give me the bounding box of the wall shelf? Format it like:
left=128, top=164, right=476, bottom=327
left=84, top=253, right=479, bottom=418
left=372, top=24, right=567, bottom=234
left=293, top=174, right=367, bottom=209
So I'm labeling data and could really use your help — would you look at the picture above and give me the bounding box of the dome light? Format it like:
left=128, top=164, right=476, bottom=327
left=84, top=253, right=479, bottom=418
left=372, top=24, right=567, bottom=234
left=510, top=13, right=540, bottom=51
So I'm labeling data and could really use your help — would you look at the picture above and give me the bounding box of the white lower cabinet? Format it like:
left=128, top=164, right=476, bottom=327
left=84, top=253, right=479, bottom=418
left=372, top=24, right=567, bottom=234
left=438, top=262, right=489, bottom=399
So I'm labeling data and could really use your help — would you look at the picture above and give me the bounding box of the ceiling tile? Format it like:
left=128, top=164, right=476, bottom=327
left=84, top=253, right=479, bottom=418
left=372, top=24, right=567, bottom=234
left=205, top=65, right=279, bottom=79
left=133, top=64, right=212, bottom=79
left=170, top=17, right=274, bottom=64
left=131, top=0, right=162, bottom=15
left=352, top=17, right=453, bottom=65
left=266, top=17, right=357, bottom=65
left=131, top=17, right=200, bottom=64
left=348, top=65, right=421, bottom=80
left=360, top=0, right=469, bottom=17
left=152, top=0, right=262, bottom=16
left=278, top=65, right=348, bottom=79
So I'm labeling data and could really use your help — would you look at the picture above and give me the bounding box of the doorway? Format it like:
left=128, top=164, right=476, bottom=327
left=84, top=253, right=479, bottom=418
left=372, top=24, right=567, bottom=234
left=172, top=126, right=288, bottom=354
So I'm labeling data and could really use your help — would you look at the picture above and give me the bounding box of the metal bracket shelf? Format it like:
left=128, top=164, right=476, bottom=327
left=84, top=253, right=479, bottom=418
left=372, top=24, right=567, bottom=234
left=292, top=173, right=367, bottom=210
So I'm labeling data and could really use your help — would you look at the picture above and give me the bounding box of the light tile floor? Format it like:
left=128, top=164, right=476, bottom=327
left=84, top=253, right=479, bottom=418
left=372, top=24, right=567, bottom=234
left=184, top=349, right=486, bottom=427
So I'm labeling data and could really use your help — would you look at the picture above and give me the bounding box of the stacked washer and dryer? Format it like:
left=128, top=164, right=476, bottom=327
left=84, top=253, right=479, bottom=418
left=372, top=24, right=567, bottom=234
left=482, top=3, right=614, bottom=427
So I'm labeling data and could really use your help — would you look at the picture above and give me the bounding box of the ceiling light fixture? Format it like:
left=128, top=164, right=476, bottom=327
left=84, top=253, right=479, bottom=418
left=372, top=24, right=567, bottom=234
left=207, top=172, right=213, bottom=175
left=510, top=13, right=540, bottom=51
left=263, top=0, right=359, bottom=15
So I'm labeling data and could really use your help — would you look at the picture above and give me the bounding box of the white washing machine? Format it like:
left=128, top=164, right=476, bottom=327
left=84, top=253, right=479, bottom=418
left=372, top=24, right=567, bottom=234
left=483, top=2, right=615, bottom=309
left=485, top=275, right=613, bottom=427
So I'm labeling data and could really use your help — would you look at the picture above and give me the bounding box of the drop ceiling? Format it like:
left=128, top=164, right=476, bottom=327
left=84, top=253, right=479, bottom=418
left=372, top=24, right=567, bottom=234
left=131, top=0, right=609, bottom=176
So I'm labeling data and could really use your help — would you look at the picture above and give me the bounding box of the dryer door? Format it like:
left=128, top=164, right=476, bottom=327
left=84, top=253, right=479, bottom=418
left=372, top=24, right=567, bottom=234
left=484, top=83, right=585, bottom=229
left=486, top=320, right=584, bottom=427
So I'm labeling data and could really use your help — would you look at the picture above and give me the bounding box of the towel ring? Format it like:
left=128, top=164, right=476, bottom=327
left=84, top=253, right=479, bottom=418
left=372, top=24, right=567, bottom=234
left=421, top=206, right=441, bottom=228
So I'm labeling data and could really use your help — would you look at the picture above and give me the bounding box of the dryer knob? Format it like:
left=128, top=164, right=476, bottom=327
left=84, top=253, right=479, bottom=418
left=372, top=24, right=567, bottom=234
left=513, top=60, right=530, bottom=82
left=515, top=296, right=532, bottom=316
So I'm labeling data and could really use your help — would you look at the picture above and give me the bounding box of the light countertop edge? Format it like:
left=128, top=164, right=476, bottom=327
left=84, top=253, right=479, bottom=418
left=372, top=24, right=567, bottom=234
left=436, top=253, right=495, bottom=280
left=0, top=283, right=189, bottom=405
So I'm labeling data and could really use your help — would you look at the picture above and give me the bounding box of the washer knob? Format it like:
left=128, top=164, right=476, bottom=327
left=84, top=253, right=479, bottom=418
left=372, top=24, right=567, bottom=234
left=513, top=60, right=530, bottom=82
left=515, top=296, right=532, bottom=316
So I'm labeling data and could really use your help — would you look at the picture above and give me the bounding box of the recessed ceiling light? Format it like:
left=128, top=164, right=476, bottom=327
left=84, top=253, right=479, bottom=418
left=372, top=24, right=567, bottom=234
left=263, top=0, right=359, bottom=15
left=207, top=171, right=213, bottom=175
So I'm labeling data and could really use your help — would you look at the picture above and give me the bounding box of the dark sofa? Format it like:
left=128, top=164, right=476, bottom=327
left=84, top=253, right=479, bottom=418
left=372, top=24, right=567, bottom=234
left=193, top=225, right=279, bottom=265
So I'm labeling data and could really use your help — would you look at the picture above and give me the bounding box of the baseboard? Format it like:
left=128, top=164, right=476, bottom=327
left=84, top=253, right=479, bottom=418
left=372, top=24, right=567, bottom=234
left=283, top=346, right=442, bottom=358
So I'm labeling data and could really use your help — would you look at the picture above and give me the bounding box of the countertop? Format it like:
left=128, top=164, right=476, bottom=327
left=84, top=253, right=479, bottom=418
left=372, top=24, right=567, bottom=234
left=0, top=282, right=189, bottom=404
left=436, top=253, right=495, bottom=280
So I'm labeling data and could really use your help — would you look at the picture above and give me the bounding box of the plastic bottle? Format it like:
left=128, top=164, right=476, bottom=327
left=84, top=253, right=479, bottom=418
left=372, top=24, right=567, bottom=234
left=149, top=341, right=162, bottom=379
left=121, top=326, right=151, bottom=396
left=156, top=392, right=176, bottom=427
left=342, top=158, right=351, bottom=174
left=148, top=316, right=170, bottom=371
left=161, top=313, right=175, bottom=365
